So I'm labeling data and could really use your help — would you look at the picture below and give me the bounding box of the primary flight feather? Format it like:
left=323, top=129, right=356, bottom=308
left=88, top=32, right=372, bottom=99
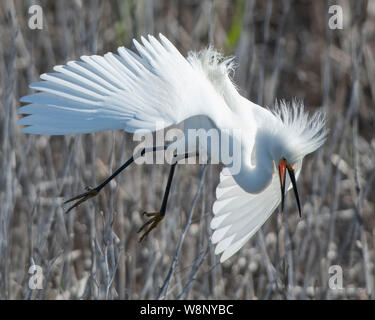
left=19, top=34, right=327, bottom=262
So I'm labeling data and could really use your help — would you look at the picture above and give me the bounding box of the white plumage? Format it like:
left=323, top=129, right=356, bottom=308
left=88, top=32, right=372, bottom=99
left=19, top=34, right=327, bottom=262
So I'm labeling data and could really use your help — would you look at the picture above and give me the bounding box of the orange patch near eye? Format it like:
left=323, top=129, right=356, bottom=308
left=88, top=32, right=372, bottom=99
left=278, top=159, right=286, bottom=186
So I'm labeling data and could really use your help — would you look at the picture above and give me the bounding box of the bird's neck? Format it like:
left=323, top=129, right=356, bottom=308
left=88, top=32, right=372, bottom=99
left=232, top=136, right=274, bottom=193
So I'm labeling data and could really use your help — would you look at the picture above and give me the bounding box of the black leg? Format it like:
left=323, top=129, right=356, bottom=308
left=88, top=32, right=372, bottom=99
left=64, top=145, right=168, bottom=213
left=137, top=162, right=177, bottom=242
left=160, top=161, right=177, bottom=215
left=137, top=152, right=196, bottom=242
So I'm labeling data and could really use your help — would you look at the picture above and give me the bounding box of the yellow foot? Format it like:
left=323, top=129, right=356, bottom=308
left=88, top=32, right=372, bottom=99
left=137, top=211, right=164, bottom=242
left=64, top=186, right=99, bottom=213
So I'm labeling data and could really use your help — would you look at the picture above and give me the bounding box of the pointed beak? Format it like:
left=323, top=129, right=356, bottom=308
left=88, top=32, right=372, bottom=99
left=287, top=165, right=302, bottom=217
left=278, top=159, right=302, bottom=217
left=278, top=160, right=287, bottom=212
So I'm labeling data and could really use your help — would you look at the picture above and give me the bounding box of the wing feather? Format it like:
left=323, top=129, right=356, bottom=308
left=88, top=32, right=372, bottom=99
left=19, top=34, right=234, bottom=135
left=211, top=167, right=281, bottom=262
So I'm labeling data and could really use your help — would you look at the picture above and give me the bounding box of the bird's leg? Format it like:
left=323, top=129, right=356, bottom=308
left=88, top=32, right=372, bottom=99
left=64, top=186, right=99, bottom=214
left=138, top=162, right=177, bottom=242
left=138, top=152, right=196, bottom=242
left=64, top=145, right=167, bottom=213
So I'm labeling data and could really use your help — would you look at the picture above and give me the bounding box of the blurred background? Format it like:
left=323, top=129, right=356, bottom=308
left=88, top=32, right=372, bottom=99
left=0, top=0, right=374, bottom=299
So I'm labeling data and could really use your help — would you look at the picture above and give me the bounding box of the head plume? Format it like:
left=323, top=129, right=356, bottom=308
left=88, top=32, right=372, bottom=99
left=271, top=100, right=328, bottom=164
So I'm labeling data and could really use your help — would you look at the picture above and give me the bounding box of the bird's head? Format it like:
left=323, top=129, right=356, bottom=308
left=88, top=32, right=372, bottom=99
left=267, top=100, right=328, bottom=216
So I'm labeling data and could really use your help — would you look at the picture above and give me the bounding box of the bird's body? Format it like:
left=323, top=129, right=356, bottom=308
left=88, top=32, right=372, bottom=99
left=19, top=34, right=327, bottom=262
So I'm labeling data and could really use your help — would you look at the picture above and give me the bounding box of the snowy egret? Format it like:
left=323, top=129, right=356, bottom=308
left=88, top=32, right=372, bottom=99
left=19, top=34, right=327, bottom=262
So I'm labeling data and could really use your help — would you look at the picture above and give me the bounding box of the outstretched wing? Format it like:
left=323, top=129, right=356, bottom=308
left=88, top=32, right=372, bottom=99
left=211, top=161, right=303, bottom=263
left=210, top=167, right=281, bottom=263
left=19, top=34, right=233, bottom=134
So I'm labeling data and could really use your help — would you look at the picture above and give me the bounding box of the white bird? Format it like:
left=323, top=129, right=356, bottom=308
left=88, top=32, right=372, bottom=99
left=19, top=34, right=327, bottom=263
